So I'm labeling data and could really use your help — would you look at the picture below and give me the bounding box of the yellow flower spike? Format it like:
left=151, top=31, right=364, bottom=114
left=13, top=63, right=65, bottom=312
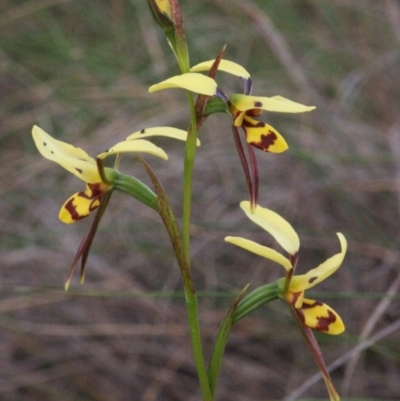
left=240, top=201, right=300, bottom=255
left=97, top=139, right=168, bottom=161
left=289, top=233, right=347, bottom=292
left=32, top=125, right=101, bottom=184
left=127, top=126, right=200, bottom=146
left=225, top=236, right=292, bottom=271
left=229, top=94, right=316, bottom=113
left=149, top=73, right=217, bottom=96
left=190, top=59, right=251, bottom=79
left=297, top=298, right=345, bottom=335
left=242, top=116, right=288, bottom=153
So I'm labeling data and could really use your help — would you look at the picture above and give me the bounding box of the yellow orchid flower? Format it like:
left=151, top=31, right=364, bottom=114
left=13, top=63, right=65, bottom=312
left=225, top=201, right=347, bottom=335
left=33, top=125, right=192, bottom=289
left=148, top=59, right=315, bottom=209
left=32, top=125, right=188, bottom=224
left=191, top=59, right=314, bottom=150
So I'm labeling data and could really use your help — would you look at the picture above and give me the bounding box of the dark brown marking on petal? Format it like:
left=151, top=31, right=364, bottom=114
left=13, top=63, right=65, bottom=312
left=254, top=101, right=262, bottom=108
left=43, top=142, right=47, bottom=146
left=316, top=310, right=337, bottom=332
left=140, top=128, right=145, bottom=133
left=260, top=131, right=278, bottom=151
left=242, top=119, right=264, bottom=128
left=301, top=300, right=323, bottom=309
left=87, top=182, right=106, bottom=198
left=288, top=291, right=303, bottom=306
left=64, top=198, right=82, bottom=222
left=247, top=109, right=263, bottom=117
left=51, top=151, right=54, bottom=154
left=75, top=168, right=83, bottom=174
left=308, top=276, right=318, bottom=284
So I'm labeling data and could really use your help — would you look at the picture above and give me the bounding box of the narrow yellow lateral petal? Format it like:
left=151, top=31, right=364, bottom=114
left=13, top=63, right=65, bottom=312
left=58, top=182, right=108, bottom=224
left=98, top=139, right=168, bottom=160
left=32, top=125, right=100, bottom=184
left=149, top=73, right=217, bottom=96
left=240, top=201, right=300, bottom=255
left=230, top=94, right=316, bottom=113
left=290, top=233, right=347, bottom=292
left=298, top=298, right=345, bottom=335
left=243, top=117, right=288, bottom=153
left=127, top=127, right=200, bottom=146
left=190, top=59, right=251, bottom=79
left=225, top=236, right=292, bottom=271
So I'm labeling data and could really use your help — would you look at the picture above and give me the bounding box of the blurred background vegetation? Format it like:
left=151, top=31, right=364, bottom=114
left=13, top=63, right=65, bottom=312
left=1, top=0, right=400, bottom=400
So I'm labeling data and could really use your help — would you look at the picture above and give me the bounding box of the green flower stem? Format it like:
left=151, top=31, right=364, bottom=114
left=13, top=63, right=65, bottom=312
left=181, top=88, right=212, bottom=401
left=182, top=91, right=197, bottom=255
left=233, top=282, right=280, bottom=323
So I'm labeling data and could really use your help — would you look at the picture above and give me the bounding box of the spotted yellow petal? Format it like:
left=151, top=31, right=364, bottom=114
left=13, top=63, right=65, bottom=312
left=243, top=116, right=288, bottom=153
left=58, top=182, right=109, bottom=224
left=32, top=125, right=100, bottom=184
left=225, top=236, right=292, bottom=271
left=229, top=94, right=316, bottom=113
left=149, top=73, right=217, bottom=96
left=190, top=59, right=251, bottom=79
left=297, top=298, right=345, bottom=335
left=240, top=201, right=300, bottom=255
left=127, top=127, right=200, bottom=146
left=289, top=233, right=347, bottom=292
left=97, top=139, right=168, bottom=160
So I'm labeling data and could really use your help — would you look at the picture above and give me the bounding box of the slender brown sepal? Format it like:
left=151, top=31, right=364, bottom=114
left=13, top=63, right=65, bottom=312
left=137, top=154, right=195, bottom=293
left=231, top=126, right=254, bottom=208
left=247, top=143, right=259, bottom=212
left=195, top=45, right=226, bottom=129
left=287, top=301, right=340, bottom=401
left=64, top=189, right=114, bottom=291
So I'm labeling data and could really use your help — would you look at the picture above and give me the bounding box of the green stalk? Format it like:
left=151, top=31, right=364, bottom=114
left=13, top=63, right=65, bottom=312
left=181, top=89, right=212, bottom=401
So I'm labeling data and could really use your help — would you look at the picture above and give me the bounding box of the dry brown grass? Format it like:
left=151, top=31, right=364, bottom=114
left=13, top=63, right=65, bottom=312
left=1, top=0, right=400, bottom=400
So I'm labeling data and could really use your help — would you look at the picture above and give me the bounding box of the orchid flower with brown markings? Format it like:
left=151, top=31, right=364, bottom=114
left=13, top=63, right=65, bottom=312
left=226, top=200, right=346, bottom=335
left=225, top=201, right=346, bottom=401
left=32, top=125, right=172, bottom=223
left=32, top=125, right=196, bottom=288
left=32, top=125, right=197, bottom=223
left=150, top=60, right=315, bottom=210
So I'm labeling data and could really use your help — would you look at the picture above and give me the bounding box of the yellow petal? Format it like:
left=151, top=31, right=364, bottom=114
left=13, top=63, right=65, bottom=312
left=289, top=233, right=347, bottom=292
left=155, top=0, right=171, bottom=18
left=225, top=236, right=292, bottom=271
left=97, top=139, right=168, bottom=160
left=149, top=73, right=217, bottom=96
left=229, top=94, right=316, bottom=113
left=240, top=201, right=300, bottom=255
left=190, top=59, right=251, bottom=79
left=127, top=127, right=200, bottom=146
left=243, top=116, right=288, bottom=153
left=298, top=298, right=345, bottom=335
left=58, top=183, right=108, bottom=224
left=32, top=125, right=100, bottom=184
